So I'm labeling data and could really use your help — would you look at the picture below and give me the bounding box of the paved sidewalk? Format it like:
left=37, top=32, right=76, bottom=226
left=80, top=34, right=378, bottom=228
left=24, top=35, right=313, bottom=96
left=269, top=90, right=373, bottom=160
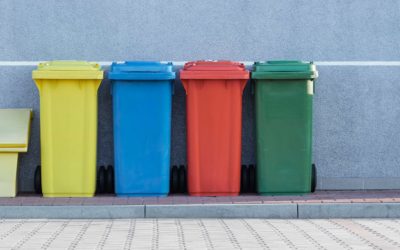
left=0, top=219, right=400, bottom=249
left=1, top=191, right=400, bottom=219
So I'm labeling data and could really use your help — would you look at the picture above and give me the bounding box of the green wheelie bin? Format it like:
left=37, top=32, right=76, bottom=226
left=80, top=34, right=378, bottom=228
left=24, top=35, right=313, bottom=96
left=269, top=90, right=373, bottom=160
left=252, top=61, right=318, bottom=195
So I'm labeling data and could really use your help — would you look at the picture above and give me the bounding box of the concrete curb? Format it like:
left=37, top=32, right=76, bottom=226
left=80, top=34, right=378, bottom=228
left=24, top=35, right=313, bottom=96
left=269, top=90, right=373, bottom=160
left=1, top=203, right=400, bottom=219
left=0, top=205, right=145, bottom=219
left=298, top=203, right=400, bottom=218
left=145, top=204, right=297, bottom=218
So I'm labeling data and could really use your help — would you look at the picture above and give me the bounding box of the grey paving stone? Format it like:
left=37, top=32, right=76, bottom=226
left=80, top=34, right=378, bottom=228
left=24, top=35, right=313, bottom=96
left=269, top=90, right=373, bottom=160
left=1, top=219, right=399, bottom=249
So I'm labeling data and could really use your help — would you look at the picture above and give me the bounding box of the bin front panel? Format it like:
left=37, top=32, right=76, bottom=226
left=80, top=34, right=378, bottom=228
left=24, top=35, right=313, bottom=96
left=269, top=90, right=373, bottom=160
left=255, top=79, right=313, bottom=194
left=36, top=79, right=100, bottom=197
left=0, top=153, right=18, bottom=197
left=113, top=80, right=172, bottom=196
left=0, top=109, right=32, bottom=150
left=184, top=79, right=246, bottom=196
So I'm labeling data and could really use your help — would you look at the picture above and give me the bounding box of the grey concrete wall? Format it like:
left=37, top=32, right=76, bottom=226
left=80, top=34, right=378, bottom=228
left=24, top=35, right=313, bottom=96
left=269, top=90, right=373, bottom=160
left=0, top=0, right=399, bottom=192
left=314, top=66, right=400, bottom=189
left=1, top=0, right=400, bottom=60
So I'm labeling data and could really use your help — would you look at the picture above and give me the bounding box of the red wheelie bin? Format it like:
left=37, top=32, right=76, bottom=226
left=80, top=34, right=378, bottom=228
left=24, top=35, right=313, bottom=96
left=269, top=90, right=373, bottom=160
left=180, top=61, right=249, bottom=196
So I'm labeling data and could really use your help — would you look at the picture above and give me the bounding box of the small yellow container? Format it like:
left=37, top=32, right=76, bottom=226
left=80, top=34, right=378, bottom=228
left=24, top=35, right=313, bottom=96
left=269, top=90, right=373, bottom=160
left=32, top=61, right=103, bottom=197
left=0, top=109, right=32, bottom=197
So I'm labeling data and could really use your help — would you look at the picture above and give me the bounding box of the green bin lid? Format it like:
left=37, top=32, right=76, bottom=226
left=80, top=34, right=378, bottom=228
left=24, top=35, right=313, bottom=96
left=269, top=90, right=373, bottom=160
left=252, top=61, right=318, bottom=80
left=32, top=61, right=103, bottom=80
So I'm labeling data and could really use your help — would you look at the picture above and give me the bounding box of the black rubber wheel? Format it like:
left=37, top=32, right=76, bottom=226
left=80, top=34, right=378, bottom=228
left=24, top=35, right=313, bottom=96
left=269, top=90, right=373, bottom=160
left=248, top=164, right=256, bottom=193
left=170, top=165, right=176, bottom=192
left=240, top=165, right=245, bottom=193
left=178, top=165, right=187, bottom=193
left=34, top=165, right=42, bottom=194
left=183, top=165, right=188, bottom=193
left=241, top=165, right=249, bottom=194
left=171, top=165, right=179, bottom=194
left=311, top=164, right=317, bottom=193
left=97, top=166, right=106, bottom=194
left=106, top=165, right=114, bottom=194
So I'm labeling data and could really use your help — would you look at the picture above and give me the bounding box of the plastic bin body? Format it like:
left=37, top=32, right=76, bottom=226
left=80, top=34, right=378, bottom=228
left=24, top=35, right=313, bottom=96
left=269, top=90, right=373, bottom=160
left=252, top=61, right=318, bottom=195
left=181, top=61, right=249, bottom=196
left=32, top=61, right=103, bottom=197
left=109, top=62, right=175, bottom=197
left=0, top=109, right=32, bottom=197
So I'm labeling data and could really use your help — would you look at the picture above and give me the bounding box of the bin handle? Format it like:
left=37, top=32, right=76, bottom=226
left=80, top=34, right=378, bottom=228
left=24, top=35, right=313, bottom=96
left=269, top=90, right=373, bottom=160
left=35, top=81, right=42, bottom=93
left=241, top=79, right=248, bottom=93
left=307, top=80, right=314, bottom=95
left=182, top=81, right=188, bottom=95
left=250, top=79, right=255, bottom=95
left=171, top=81, right=175, bottom=95
left=313, top=80, right=316, bottom=94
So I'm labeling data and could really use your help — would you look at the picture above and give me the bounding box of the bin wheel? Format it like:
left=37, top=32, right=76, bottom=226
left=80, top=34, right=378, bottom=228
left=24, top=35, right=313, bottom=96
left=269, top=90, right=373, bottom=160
left=171, top=166, right=179, bottom=194
left=106, top=165, right=114, bottom=194
left=249, top=164, right=256, bottom=193
left=169, top=165, right=175, bottom=192
left=241, top=165, right=249, bottom=194
left=311, top=164, right=317, bottom=193
left=97, top=166, right=106, bottom=194
left=178, top=165, right=187, bottom=194
left=34, top=165, right=42, bottom=194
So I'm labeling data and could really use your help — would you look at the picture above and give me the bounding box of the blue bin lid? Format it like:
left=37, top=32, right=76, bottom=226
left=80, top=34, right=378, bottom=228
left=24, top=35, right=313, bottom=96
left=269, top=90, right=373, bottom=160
left=108, top=61, right=176, bottom=80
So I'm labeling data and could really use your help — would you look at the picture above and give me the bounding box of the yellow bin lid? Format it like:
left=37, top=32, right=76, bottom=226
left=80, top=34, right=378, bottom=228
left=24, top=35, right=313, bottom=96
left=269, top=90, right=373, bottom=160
left=32, top=61, right=103, bottom=79
left=0, top=109, right=32, bottom=152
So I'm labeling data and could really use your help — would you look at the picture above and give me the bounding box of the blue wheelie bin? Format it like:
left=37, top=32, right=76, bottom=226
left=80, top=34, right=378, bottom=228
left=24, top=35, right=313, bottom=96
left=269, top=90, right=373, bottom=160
left=108, top=61, right=175, bottom=197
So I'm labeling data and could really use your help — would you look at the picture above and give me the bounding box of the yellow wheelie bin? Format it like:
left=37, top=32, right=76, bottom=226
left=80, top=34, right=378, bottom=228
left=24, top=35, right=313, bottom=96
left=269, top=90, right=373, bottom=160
left=32, top=61, right=103, bottom=197
left=0, top=109, right=32, bottom=197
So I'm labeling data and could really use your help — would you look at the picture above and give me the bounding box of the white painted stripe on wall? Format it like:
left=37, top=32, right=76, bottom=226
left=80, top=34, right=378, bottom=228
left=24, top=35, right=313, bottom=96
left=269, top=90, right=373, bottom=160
left=315, top=61, right=400, bottom=66
left=1, top=61, right=400, bottom=66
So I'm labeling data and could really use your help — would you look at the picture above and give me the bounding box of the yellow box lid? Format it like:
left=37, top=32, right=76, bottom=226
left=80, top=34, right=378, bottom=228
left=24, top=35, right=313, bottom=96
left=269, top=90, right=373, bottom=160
left=32, top=61, right=103, bottom=79
left=0, top=109, right=32, bottom=152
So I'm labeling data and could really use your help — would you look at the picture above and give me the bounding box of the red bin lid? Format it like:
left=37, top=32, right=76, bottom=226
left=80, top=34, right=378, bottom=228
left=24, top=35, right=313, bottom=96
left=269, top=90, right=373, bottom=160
left=180, top=61, right=249, bottom=79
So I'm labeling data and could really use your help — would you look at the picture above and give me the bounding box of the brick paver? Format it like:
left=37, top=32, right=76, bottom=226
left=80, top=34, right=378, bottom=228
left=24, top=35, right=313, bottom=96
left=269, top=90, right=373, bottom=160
left=0, top=219, right=399, bottom=249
